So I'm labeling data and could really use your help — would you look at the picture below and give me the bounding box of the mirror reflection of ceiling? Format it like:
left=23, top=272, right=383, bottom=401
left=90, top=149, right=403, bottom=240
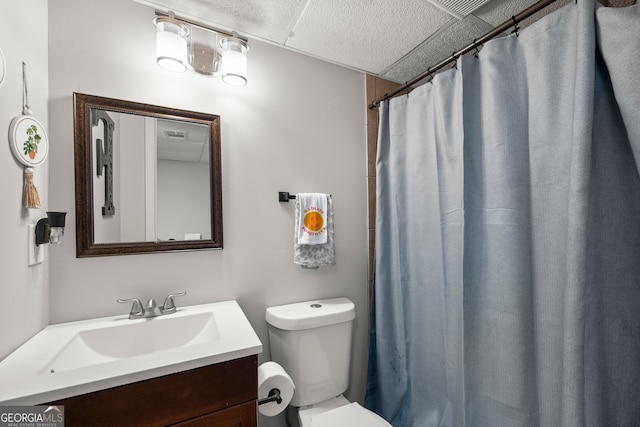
left=157, top=119, right=210, bottom=164
left=132, top=0, right=595, bottom=85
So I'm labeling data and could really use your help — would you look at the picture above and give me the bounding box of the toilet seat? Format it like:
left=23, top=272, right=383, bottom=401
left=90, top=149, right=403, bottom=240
left=299, top=396, right=391, bottom=427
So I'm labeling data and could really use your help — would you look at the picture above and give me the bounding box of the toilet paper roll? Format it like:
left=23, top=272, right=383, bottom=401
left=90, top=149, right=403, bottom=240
left=258, top=361, right=295, bottom=417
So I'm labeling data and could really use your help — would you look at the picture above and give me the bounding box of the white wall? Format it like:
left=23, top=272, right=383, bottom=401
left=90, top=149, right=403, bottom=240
left=157, top=159, right=211, bottom=241
left=0, top=1, right=49, bottom=360
left=118, top=113, right=147, bottom=242
left=47, top=0, right=368, bottom=424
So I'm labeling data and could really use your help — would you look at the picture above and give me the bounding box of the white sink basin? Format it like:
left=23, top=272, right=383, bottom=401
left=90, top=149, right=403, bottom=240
left=43, top=311, right=220, bottom=373
left=0, top=300, right=262, bottom=405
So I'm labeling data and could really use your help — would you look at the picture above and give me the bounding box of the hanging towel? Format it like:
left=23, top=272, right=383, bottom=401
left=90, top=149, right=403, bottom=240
left=297, top=193, right=328, bottom=244
left=294, top=193, right=336, bottom=268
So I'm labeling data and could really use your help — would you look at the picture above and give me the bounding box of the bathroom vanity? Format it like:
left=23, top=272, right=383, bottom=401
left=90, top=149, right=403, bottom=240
left=48, top=355, right=257, bottom=427
left=0, top=301, right=262, bottom=426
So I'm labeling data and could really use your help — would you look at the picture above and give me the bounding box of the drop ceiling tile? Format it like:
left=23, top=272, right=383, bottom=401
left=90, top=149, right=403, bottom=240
left=158, top=140, right=204, bottom=154
left=472, top=0, right=538, bottom=25
left=158, top=151, right=202, bottom=162
left=158, top=140, right=206, bottom=162
left=472, top=0, right=572, bottom=27
left=382, top=15, right=491, bottom=84
left=429, top=0, right=495, bottom=18
left=132, top=0, right=305, bottom=42
left=285, top=0, right=455, bottom=74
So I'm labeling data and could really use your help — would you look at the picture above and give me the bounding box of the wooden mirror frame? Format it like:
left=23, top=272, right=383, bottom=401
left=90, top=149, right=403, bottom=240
left=73, top=92, right=223, bottom=257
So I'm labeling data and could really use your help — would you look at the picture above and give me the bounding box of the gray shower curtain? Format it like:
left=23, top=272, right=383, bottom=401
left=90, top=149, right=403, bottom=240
left=365, top=1, right=640, bottom=426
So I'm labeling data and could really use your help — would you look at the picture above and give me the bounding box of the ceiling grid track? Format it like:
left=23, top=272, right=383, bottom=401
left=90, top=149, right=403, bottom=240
left=281, top=0, right=314, bottom=45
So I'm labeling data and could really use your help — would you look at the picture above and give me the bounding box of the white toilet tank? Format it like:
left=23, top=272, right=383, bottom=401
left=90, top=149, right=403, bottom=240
left=266, top=297, right=356, bottom=407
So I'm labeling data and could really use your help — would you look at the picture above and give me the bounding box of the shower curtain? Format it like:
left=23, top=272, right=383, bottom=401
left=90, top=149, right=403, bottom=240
left=365, top=1, right=640, bottom=426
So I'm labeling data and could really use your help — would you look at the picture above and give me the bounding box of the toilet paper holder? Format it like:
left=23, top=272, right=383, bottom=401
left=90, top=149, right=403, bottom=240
left=258, top=388, right=282, bottom=406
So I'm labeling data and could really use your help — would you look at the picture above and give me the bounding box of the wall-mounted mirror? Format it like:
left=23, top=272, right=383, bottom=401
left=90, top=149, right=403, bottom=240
left=73, top=93, right=222, bottom=257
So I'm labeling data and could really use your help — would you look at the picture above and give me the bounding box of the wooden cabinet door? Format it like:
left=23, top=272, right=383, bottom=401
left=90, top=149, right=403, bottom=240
left=49, top=356, right=257, bottom=427
left=167, top=401, right=257, bottom=427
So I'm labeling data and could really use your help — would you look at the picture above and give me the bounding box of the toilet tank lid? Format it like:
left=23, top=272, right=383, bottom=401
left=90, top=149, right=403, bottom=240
left=266, top=297, right=355, bottom=331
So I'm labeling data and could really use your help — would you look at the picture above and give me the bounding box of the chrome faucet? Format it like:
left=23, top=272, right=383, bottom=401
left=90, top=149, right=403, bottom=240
left=117, top=292, right=186, bottom=319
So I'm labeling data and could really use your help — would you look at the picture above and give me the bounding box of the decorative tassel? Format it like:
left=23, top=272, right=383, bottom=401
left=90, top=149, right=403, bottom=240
left=23, top=167, right=41, bottom=209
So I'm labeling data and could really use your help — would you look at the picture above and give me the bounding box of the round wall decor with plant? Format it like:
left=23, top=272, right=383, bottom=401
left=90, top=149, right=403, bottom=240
left=9, top=115, right=49, bottom=208
left=9, top=115, right=49, bottom=167
left=8, top=62, right=49, bottom=209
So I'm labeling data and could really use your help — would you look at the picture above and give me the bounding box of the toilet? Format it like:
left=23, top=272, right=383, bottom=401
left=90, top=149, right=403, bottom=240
left=266, top=297, right=391, bottom=427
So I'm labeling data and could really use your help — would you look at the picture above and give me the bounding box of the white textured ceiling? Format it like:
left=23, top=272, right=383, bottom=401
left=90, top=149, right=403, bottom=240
left=132, top=0, right=573, bottom=85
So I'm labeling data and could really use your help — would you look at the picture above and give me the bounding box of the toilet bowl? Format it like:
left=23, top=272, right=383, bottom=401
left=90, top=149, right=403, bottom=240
left=265, top=297, right=391, bottom=427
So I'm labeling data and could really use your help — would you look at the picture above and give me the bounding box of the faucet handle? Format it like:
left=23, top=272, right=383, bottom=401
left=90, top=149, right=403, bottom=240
left=117, top=298, right=144, bottom=317
left=161, top=291, right=186, bottom=314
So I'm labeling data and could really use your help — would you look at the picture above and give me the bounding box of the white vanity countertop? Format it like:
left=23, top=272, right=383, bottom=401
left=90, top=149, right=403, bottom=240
left=0, top=300, right=262, bottom=405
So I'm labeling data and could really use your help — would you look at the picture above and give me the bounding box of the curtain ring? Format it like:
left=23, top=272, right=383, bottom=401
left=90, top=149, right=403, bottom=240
left=511, top=16, right=520, bottom=37
left=473, top=39, right=481, bottom=58
left=452, top=52, right=458, bottom=69
left=426, top=67, right=434, bottom=84
left=401, top=82, right=411, bottom=97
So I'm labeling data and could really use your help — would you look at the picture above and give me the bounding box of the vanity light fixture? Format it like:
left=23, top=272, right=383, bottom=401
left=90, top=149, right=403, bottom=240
left=153, top=11, right=250, bottom=86
left=220, top=32, right=249, bottom=87
left=35, top=211, right=67, bottom=246
left=153, top=11, right=190, bottom=72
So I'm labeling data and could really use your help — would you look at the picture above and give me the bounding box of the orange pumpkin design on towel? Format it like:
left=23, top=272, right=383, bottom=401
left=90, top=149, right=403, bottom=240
left=304, top=211, right=324, bottom=232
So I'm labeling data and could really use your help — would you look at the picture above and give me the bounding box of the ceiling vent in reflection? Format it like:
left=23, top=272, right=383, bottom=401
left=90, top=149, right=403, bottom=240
left=164, top=130, right=187, bottom=140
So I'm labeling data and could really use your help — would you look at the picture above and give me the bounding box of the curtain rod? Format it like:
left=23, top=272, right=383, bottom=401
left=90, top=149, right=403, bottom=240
left=369, top=0, right=560, bottom=109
